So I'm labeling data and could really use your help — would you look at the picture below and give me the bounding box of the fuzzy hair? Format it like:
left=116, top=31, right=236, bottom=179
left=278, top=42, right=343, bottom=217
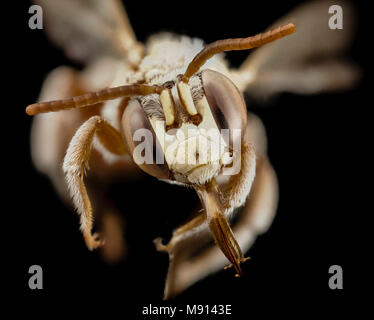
left=222, top=142, right=257, bottom=218
left=62, top=117, right=99, bottom=232
left=139, top=33, right=230, bottom=85
left=139, top=94, right=165, bottom=121
left=190, top=73, right=205, bottom=103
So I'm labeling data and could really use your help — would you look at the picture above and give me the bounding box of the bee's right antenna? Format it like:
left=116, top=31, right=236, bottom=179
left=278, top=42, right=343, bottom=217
left=26, top=84, right=163, bottom=116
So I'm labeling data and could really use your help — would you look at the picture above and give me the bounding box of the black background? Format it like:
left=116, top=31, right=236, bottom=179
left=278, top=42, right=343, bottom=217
left=5, top=0, right=369, bottom=316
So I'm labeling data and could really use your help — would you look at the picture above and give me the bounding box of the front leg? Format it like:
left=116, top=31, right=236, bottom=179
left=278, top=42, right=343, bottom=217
left=197, top=141, right=256, bottom=273
left=195, top=180, right=247, bottom=277
left=63, top=116, right=127, bottom=250
left=194, top=141, right=255, bottom=273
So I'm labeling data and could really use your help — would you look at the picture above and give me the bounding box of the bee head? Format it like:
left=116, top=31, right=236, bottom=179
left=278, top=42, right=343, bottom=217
left=121, top=69, right=247, bottom=185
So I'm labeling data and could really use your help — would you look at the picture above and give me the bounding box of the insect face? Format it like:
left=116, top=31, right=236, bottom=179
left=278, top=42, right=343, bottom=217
left=121, top=69, right=247, bottom=185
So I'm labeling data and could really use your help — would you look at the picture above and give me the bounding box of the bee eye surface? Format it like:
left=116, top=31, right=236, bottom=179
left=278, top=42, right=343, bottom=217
left=201, top=69, right=247, bottom=148
left=121, top=99, right=170, bottom=180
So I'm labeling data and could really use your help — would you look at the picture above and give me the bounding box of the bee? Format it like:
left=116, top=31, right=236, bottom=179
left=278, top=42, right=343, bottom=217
left=27, top=0, right=358, bottom=298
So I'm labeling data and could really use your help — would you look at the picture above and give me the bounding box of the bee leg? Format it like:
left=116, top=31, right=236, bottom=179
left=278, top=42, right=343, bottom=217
left=153, top=212, right=208, bottom=300
left=224, top=257, right=251, bottom=274
left=63, top=116, right=127, bottom=250
left=195, top=180, right=248, bottom=277
left=154, top=213, right=206, bottom=252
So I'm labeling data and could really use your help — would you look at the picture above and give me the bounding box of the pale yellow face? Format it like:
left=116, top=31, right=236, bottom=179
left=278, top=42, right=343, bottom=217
left=150, top=95, right=232, bottom=185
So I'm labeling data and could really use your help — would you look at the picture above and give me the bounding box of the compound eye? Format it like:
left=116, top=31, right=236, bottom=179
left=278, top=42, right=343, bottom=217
left=201, top=69, right=247, bottom=148
left=121, top=99, right=170, bottom=180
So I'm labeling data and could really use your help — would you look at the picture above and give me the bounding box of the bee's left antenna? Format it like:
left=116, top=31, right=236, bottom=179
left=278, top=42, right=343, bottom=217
left=182, top=23, right=296, bottom=83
